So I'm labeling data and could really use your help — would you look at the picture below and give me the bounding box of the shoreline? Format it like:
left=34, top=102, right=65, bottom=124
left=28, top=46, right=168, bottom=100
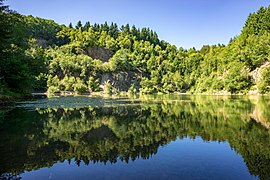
left=0, top=94, right=33, bottom=107
left=1, top=90, right=268, bottom=107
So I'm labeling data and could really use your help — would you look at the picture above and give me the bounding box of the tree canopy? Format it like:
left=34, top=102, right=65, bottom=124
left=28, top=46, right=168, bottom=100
left=1, top=3, right=270, bottom=95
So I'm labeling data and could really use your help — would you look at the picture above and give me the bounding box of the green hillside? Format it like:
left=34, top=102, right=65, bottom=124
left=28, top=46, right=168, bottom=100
left=1, top=1, right=270, bottom=96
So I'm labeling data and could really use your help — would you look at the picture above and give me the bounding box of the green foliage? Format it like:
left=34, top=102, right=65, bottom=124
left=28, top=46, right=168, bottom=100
left=242, top=6, right=270, bottom=36
left=76, top=20, right=82, bottom=29
left=109, top=49, right=132, bottom=71
left=258, top=66, right=270, bottom=94
left=33, top=73, right=48, bottom=91
left=73, top=78, right=87, bottom=94
left=139, top=77, right=156, bottom=94
left=88, top=76, right=100, bottom=92
left=47, top=75, right=60, bottom=94
left=47, top=86, right=60, bottom=94
left=224, top=63, right=252, bottom=93
left=128, top=84, right=136, bottom=94
left=1, top=3, right=270, bottom=95
left=104, top=82, right=112, bottom=94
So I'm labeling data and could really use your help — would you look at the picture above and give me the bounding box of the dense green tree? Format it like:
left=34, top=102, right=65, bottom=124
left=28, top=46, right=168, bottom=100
left=224, top=63, right=252, bottom=93
left=0, top=0, right=11, bottom=52
left=76, top=20, right=82, bottom=29
left=83, top=21, right=90, bottom=31
left=68, top=22, right=73, bottom=28
left=109, top=22, right=118, bottom=38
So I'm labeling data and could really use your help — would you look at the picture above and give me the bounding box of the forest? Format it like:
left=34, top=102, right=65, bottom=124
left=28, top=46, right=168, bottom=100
left=1, top=1, right=270, bottom=97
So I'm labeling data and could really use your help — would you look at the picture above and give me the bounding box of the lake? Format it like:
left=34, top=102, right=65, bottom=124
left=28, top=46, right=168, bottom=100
left=0, top=94, right=270, bottom=180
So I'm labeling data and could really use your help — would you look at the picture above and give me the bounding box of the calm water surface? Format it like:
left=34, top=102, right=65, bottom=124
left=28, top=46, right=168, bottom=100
left=0, top=95, right=270, bottom=180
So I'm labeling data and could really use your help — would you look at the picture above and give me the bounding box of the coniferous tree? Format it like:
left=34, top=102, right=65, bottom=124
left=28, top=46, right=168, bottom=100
left=83, top=21, right=90, bottom=31
left=68, top=22, right=73, bottom=28
left=76, top=20, right=82, bottom=29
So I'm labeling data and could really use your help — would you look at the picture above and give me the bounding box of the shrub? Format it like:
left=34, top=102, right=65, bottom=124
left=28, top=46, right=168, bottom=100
left=104, top=82, right=112, bottom=94
left=128, top=84, right=137, bottom=94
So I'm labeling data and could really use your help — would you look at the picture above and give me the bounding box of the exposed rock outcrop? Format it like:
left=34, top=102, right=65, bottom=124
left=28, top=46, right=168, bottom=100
left=249, top=61, right=270, bottom=94
left=87, top=47, right=112, bottom=62
left=250, top=61, right=270, bottom=84
left=98, top=71, right=142, bottom=92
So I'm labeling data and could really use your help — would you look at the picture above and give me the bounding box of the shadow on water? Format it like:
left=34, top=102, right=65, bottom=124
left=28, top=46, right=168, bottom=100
left=0, top=95, right=270, bottom=179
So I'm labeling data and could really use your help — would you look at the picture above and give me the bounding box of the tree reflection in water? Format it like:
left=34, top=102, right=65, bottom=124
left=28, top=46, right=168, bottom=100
left=0, top=95, right=269, bottom=179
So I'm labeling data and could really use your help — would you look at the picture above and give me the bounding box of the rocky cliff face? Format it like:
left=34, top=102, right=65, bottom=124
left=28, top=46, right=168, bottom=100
left=98, top=71, right=141, bottom=92
left=87, top=47, right=141, bottom=92
left=250, top=61, right=270, bottom=84
left=36, top=38, right=48, bottom=48
left=87, top=47, right=112, bottom=62
left=249, top=61, right=270, bottom=94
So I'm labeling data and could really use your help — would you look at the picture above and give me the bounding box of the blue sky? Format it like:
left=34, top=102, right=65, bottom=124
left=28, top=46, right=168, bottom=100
left=7, top=0, right=270, bottom=49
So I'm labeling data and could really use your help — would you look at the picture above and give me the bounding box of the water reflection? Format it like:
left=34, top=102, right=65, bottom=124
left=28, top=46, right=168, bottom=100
left=0, top=95, right=270, bottom=179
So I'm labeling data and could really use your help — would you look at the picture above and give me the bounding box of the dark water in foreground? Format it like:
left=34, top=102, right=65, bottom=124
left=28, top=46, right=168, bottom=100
left=0, top=95, right=270, bottom=180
